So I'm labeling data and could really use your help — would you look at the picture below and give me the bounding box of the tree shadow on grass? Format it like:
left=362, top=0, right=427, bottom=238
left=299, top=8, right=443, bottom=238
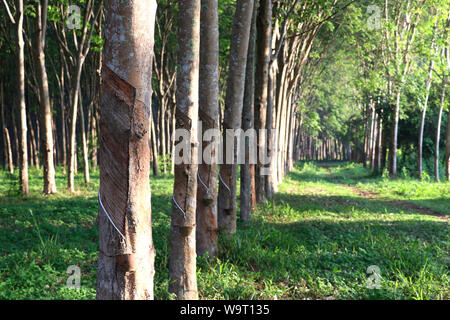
left=273, top=192, right=449, bottom=218
left=226, top=206, right=449, bottom=299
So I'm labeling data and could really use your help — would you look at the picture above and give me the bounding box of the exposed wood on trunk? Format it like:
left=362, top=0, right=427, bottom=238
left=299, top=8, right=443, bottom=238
left=97, top=0, right=157, bottom=300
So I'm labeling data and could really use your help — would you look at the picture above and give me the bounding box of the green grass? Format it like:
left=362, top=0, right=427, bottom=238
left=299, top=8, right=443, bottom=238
left=323, top=162, right=450, bottom=215
left=0, top=161, right=448, bottom=299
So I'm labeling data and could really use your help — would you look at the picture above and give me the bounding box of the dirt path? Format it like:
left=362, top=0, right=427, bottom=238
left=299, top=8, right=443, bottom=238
left=320, top=164, right=448, bottom=221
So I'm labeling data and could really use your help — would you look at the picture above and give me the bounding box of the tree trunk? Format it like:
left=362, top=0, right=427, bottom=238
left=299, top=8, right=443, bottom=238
left=96, top=0, right=157, bottom=300
left=196, top=0, right=219, bottom=257
left=67, top=0, right=97, bottom=192
left=1, top=83, right=9, bottom=170
left=59, top=66, right=67, bottom=174
left=33, top=0, right=57, bottom=194
left=67, top=58, right=83, bottom=192
left=15, top=0, right=29, bottom=195
left=375, top=117, right=382, bottom=173
left=3, top=128, right=14, bottom=174
left=369, top=104, right=376, bottom=170
left=169, top=0, right=201, bottom=300
left=435, top=78, right=446, bottom=182
left=240, top=0, right=257, bottom=223
left=418, top=57, right=434, bottom=179
left=217, top=0, right=255, bottom=236
left=150, top=105, right=159, bottom=176
left=254, top=0, right=271, bottom=203
left=445, top=101, right=450, bottom=182
left=389, top=89, right=401, bottom=176
left=78, top=90, right=90, bottom=184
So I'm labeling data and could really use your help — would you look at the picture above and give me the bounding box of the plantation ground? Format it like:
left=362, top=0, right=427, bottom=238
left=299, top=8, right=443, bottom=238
left=0, top=162, right=448, bottom=299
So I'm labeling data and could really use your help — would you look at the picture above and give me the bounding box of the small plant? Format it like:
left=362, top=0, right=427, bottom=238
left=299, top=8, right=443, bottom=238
left=29, top=210, right=60, bottom=265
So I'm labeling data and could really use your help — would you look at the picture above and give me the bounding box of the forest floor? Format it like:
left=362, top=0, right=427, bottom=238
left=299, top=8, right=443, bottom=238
left=0, top=161, right=448, bottom=299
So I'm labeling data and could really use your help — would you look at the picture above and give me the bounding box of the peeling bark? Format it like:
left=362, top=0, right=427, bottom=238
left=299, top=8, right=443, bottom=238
left=97, top=0, right=157, bottom=300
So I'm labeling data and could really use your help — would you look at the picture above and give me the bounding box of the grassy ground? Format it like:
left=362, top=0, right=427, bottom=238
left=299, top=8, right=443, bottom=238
left=0, top=162, right=448, bottom=299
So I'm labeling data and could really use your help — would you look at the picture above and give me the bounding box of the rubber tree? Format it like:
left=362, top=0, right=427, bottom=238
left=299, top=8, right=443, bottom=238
left=96, top=0, right=157, bottom=300
left=168, top=0, right=201, bottom=300
left=33, top=0, right=57, bottom=194
left=66, top=0, right=101, bottom=192
left=14, top=0, right=29, bottom=195
left=254, top=0, right=271, bottom=203
left=240, top=0, right=258, bottom=223
left=417, top=21, right=437, bottom=179
left=196, top=0, right=220, bottom=257
left=217, top=0, right=255, bottom=236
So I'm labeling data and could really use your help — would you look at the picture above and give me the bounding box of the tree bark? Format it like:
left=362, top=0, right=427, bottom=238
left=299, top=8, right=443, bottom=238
left=78, top=90, right=90, bottom=184
left=67, top=0, right=98, bottom=192
left=418, top=56, right=435, bottom=179
left=254, top=0, right=271, bottom=203
left=33, top=0, right=57, bottom=194
left=196, top=0, right=220, bottom=257
left=435, top=77, right=446, bottom=182
left=217, top=0, right=255, bottom=236
left=169, top=0, right=201, bottom=300
left=96, top=0, right=157, bottom=300
left=149, top=104, right=159, bottom=176
left=445, top=101, right=450, bottom=181
left=15, top=0, right=29, bottom=195
left=240, top=0, right=257, bottom=223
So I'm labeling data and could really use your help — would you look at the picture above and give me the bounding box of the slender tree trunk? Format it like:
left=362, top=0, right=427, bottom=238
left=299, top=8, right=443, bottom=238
left=369, top=104, right=376, bottom=170
left=78, top=90, right=90, bottom=184
left=435, top=78, right=446, bottom=182
left=418, top=57, right=435, bottom=179
left=68, top=58, right=83, bottom=192
left=150, top=105, right=159, bottom=176
left=445, top=102, right=450, bottom=181
left=4, top=128, right=14, bottom=174
left=15, top=0, right=29, bottom=195
left=389, top=89, right=401, bottom=176
left=30, top=111, right=40, bottom=169
left=196, top=0, right=219, bottom=257
left=266, top=61, right=275, bottom=197
left=67, top=0, right=98, bottom=192
left=11, top=104, right=19, bottom=166
left=170, top=107, right=176, bottom=175
left=169, top=0, right=201, bottom=300
left=254, top=0, right=271, bottom=203
left=240, top=0, right=257, bottom=223
left=59, top=66, right=67, bottom=174
left=217, top=0, right=255, bottom=236
left=1, top=83, right=8, bottom=170
left=33, top=0, right=57, bottom=194
left=160, top=101, right=167, bottom=173
left=375, top=117, right=382, bottom=173
left=27, top=114, right=36, bottom=168
left=91, top=106, right=98, bottom=172
left=96, top=0, right=157, bottom=300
